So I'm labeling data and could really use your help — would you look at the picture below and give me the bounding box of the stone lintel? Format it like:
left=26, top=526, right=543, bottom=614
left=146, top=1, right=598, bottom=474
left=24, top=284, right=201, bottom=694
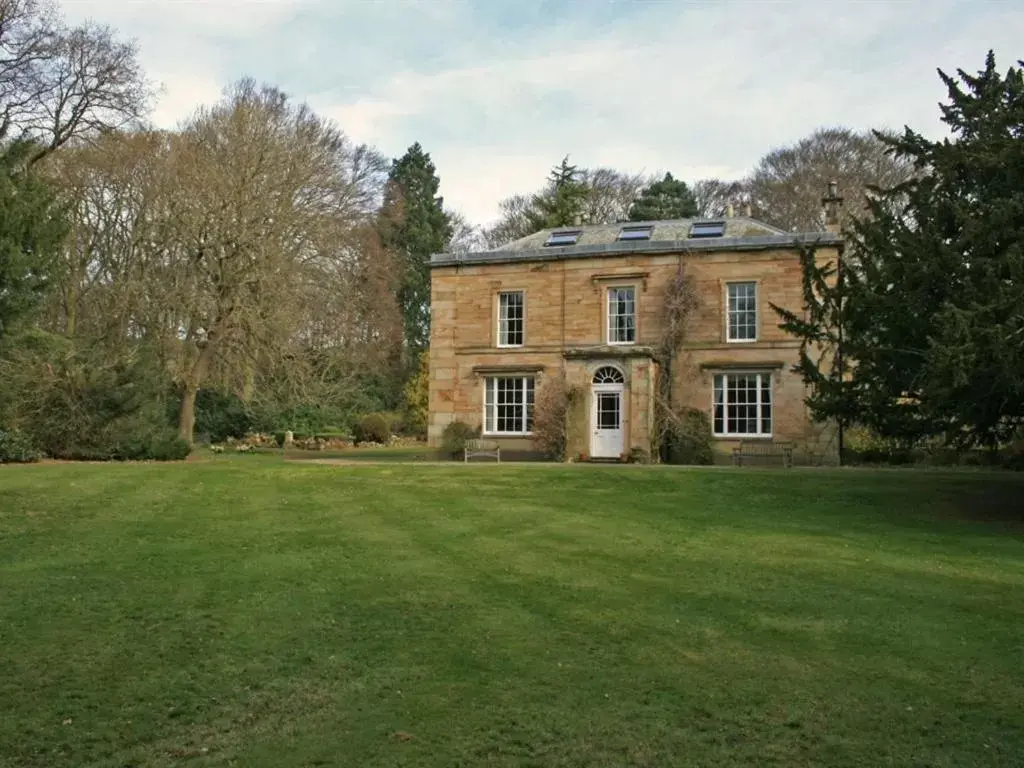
left=699, top=360, right=786, bottom=371
left=471, top=364, right=546, bottom=377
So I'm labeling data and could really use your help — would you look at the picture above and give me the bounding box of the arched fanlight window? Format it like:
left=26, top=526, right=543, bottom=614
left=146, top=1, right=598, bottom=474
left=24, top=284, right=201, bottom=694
left=592, top=366, right=625, bottom=384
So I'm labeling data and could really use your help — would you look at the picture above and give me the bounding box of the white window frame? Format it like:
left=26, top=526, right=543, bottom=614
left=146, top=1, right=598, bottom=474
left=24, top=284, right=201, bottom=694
left=497, top=291, right=525, bottom=348
left=606, top=285, right=636, bottom=345
left=726, top=281, right=758, bottom=343
left=483, top=376, right=535, bottom=436
left=713, top=372, right=773, bottom=437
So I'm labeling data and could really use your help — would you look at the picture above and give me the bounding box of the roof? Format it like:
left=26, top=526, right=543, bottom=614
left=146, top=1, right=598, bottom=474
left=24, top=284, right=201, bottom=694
left=495, top=217, right=787, bottom=251
left=431, top=216, right=841, bottom=268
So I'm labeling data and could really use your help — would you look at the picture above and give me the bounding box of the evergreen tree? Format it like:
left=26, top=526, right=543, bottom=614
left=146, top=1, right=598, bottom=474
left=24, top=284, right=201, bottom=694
left=379, top=143, right=453, bottom=359
left=775, top=52, right=1024, bottom=448
left=0, top=142, right=66, bottom=344
left=525, top=157, right=589, bottom=230
left=627, top=172, right=698, bottom=221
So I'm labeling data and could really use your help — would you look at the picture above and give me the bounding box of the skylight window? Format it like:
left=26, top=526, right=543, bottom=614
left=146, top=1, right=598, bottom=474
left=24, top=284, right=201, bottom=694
left=544, top=230, right=581, bottom=247
left=617, top=225, right=653, bottom=241
left=689, top=221, right=726, bottom=238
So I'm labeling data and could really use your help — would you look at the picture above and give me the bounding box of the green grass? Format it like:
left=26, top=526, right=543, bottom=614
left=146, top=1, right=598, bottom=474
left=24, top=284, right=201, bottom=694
left=1, top=461, right=1022, bottom=767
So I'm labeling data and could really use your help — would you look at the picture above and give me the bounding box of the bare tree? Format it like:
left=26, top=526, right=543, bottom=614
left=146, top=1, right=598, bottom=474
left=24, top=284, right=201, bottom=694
left=746, top=127, right=915, bottom=231
left=0, top=0, right=150, bottom=164
left=692, top=178, right=748, bottom=219
left=167, top=80, right=394, bottom=442
left=483, top=192, right=534, bottom=249
left=447, top=209, right=486, bottom=254
left=580, top=167, right=649, bottom=225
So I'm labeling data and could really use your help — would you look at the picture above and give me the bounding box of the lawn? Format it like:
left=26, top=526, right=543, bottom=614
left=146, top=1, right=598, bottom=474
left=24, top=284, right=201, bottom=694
left=1, top=460, right=1022, bottom=767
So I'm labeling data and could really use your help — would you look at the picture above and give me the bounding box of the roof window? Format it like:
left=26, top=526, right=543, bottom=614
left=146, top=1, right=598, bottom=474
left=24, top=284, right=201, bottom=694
left=544, top=229, right=582, bottom=247
left=689, top=221, right=726, bottom=238
left=617, top=225, right=653, bottom=241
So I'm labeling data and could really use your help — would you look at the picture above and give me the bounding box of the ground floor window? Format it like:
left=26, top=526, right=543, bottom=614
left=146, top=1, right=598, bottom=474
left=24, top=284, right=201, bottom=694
left=713, top=372, right=772, bottom=436
left=484, top=376, right=535, bottom=435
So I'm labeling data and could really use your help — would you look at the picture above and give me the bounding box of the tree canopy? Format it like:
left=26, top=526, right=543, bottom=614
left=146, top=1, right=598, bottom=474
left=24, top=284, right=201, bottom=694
left=379, top=142, right=453, bottom=361
left=775, top=52, right=1024, bottom=449
left=0, top=141, right=66, bottom=343
left=628, top=173, right=698, bottom=221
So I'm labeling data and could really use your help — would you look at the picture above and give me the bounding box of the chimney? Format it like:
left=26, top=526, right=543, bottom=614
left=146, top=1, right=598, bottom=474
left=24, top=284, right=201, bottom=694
left=742, top=203, right=752, bottom=218
left=822, top=180, right=844, bottom=234
left=725, top=203, right=735, bottom=218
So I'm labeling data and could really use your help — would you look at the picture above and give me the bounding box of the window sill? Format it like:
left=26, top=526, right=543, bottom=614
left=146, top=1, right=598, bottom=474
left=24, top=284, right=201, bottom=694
left=482, top=433, right=534, bottom=438
left=496, top=344, right=525, bottom=349
left=606, top=341, right=637, bottom=347
left=725, top=338, right=758, bottom=344
left=713, top=434, right=774, bottom=440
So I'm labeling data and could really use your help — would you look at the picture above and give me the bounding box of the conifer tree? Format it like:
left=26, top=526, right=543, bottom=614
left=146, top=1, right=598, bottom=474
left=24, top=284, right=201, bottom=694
left=627, top=172, right=698, bottom=221
left=775, top=52, right=1024, bottom=448
left=379, top=143, right=453, bottom=359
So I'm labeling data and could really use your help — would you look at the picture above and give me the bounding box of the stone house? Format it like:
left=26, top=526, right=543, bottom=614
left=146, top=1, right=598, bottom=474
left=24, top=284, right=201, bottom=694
left=427, top=213, right=842, bottom=462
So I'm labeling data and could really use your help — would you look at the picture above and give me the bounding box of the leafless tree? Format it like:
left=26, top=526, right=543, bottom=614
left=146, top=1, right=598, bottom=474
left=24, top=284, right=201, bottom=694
left=447, top=209, right=486, bottom=254
left=483, top=192, right=534, bottom=249
left=746, top=127, right=915, bottom=231
left=692, top=178, right=748, bottom=219
left=580, top=167, right=649, bottom=225
left=0, top=0, right=150, bottom=165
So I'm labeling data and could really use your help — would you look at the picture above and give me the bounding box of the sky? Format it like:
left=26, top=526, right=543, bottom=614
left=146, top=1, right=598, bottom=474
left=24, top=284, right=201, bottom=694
left=61, top=0, right=1024, bottom=226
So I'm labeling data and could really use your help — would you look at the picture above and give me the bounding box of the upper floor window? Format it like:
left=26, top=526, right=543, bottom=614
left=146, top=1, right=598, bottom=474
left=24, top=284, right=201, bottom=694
left=727, top=281, right=757, bottom=342
left=607, top=286, right=636, bottom=345
left=498, top=291, right=524, bottom=347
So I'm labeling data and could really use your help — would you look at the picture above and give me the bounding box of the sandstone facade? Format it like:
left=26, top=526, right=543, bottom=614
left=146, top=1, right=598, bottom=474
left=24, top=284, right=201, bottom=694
left=428, top=223, right=840, bottom=463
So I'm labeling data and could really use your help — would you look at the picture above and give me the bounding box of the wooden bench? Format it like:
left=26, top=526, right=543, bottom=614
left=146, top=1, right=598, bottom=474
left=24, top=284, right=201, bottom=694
left=464, top=438, right=501, bottom=463
left=733, top=440, right=794, bottom=468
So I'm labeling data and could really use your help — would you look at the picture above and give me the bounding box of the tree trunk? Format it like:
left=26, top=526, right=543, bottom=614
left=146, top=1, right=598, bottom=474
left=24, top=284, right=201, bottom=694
left=241, top=363, right=255, bottom=403
left=178, top=341, right=216, bottom=444
left=178, top=383, right=198, bottom=444
left=65, top=283, right=77, bottom=338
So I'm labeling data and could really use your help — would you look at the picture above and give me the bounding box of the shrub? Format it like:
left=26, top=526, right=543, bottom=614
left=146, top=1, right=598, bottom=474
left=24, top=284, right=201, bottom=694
left=143, top=432, right=191, bottom=461
left=377, top=411, right=405, bottom=436
left=531, top=378, right=574, bottom=461
left=441, top=421, right=479, bottom=459
left=844, top=427, right=921, bottom=465
left=354, top=413, right=390, bottom=444
left=1001, top=440, right=1024, bottom=471
left=0, top=428, right=41, bottom=463
left=663, top=407, right=714, bottom=465
left=190, top=389, right=253, bottom=443
left=0, top=335, right=181, bottom=461
left=401, top=350, right=429, bottom=438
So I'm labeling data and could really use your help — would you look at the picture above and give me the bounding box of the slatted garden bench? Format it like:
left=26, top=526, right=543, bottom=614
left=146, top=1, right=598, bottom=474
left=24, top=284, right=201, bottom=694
left=732, top=440, right=794, bottom=468
left=464, top=438, right=501, bottom=463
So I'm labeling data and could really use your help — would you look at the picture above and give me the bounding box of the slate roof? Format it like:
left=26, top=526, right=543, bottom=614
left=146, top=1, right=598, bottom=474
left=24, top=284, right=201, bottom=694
left=430, top=216, right=841, bottom=268
left=494, top=217, right=787, bottom=251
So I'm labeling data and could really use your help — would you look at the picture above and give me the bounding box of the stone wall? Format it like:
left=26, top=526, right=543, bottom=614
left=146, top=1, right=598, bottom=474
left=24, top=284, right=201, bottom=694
left=428, top=245, right=840, bottom=463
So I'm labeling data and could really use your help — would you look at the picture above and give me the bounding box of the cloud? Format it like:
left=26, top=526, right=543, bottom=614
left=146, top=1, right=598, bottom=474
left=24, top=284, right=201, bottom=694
left=58, top=0, right=1024, bottom=225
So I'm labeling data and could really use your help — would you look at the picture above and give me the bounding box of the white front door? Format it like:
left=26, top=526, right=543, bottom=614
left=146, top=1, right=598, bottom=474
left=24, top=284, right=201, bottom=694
left=590, top=385, right=625, bottom=459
